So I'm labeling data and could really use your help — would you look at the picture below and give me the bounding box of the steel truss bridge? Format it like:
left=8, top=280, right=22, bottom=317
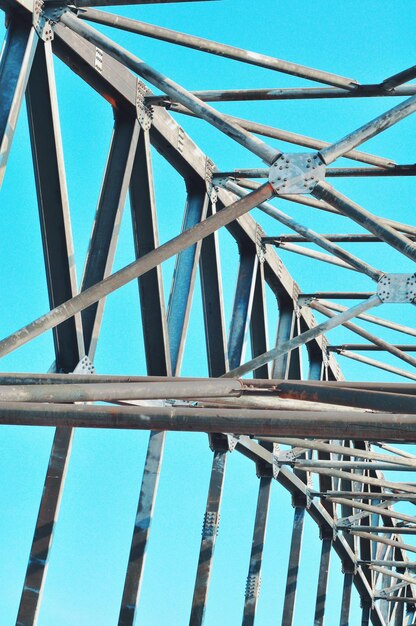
left=1, top=0, right=416, bottom=624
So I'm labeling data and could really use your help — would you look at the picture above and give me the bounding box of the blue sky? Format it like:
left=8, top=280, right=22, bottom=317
left=0, top=1, right=415, bottom=624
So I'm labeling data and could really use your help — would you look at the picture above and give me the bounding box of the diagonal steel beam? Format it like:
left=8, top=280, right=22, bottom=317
left=319, top=95, right=416, bottom=165
left=0, top=183, right=274, bottom=359
left=222, top=178, right=382, bottom=281
left=381, top=65, right=416, bottom=91
left=81, top=112, right=140, bottom=359
left=0, top=20, right=38, bottom=188
left=171, top=105, right=394, bottom=169
left=225, top=295, right=382, bottom=378
left=310, top=300, right=416, bottom=370
left=167, top=181, right=209, bottom=373
left=26, top=40, right=84, bottom=372
left=312, top=181, right=416, bottom=264
left=78, top=8, right=358, bottom=90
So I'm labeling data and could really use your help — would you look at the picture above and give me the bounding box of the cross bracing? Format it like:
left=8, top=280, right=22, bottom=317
left=0, top=1, right=415, bottom=624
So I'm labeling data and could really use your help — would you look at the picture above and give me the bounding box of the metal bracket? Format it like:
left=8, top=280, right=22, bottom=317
left=202, top=511, right=220, bottom=539
left=245, top=573, right=261, bottom=600
left=277, top=449, right=296, bottom=465
left=255, top=224, right=266, bottom=264
left=269, top=152, right=326, bottom=195
left=177, top=125, right=185, bottom=154
left=377, top=273, right=416, bottom=303
left=136, top=80, right=153, bottom=131
left=205, top=157, right=218, bottom=204
left=336, top=518, right=352, bottom=529
left=95, top=47, right=103, bottom=73
left=33, top=0, right=54, bottom=41
left=73, top=355, right=95, bottom=375
left=298, top=294, right=314, bottom=307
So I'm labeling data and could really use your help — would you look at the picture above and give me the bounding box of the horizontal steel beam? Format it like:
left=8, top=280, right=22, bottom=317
left=3, top=402, right=416, bottom=441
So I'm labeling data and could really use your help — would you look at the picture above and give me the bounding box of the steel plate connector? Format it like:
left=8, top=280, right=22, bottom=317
left=377, top=273, right=416, bottom=303
left=269, top=152, right=326, bottom=195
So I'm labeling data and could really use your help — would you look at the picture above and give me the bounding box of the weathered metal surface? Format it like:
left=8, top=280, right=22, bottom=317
left=1, top=1, right=416, bottom=624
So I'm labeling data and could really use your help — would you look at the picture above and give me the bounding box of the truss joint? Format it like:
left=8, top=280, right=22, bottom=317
left=269, top=152, right=326, bottom=195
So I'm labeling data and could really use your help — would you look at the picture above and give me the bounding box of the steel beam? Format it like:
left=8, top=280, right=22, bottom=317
left=167, top=182, right=209, bottom=373
left=81, top=112, right=140, bottom=359
left=16, top=41, right=84, bottom=626
left=79, top=9, right=358, bottom=90
left=0, top=19, right=37, bottom=187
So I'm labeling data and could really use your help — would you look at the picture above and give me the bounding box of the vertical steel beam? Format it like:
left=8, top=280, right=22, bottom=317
left=118, top=128, right=171, bottom=626
left=281, top=506, right=306, bottom=626
left=313, top=536, right=332, bottom=626
left=227, top=247, right=259, bottom=369
left=189, top=447, right=228, bottom=626
left=199, top=202, right=229, bottom=377
left=0, top=20, right=37, bottom=187
left=242, top=260, right=271, bottom=625
left=361, top=600, right=371, bottom=626
left=190, top=246, right=257, bottom=625
left=249, top=261, right=270, bottom=380
left=118, top=430, right=165, bottom=626
left=339, top=571, right=353, bottom=626
left=271, top=303, right=295, bottom=379
left=130, top=128, right=171, bottom=376
left=242, top=475, right=272, bottom=626
left=26, top=41, right=84, bottom=372
left=168, top=180, right=209, bottom=373
left=16, top=43, right=84, bottom=626
left=281, top=303, right=308, bottom=626
left=81, top=112, right=140, bottom=359
left=394, top=590, right=405, bottom=626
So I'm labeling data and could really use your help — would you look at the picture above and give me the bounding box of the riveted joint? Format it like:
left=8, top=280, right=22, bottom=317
left=269, top=152, right=326, bottom=195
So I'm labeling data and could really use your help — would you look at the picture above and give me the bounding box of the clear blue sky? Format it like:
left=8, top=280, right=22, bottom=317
left=0, top=1, right=415, bottom=624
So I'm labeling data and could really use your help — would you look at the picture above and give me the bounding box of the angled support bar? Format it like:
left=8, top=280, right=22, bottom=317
left=319, top=94, right=416, bottom=164
left=77, top=8, right=358, bottom=90
left=312, top=181, right=416, bottom=264
left=224, top=295, right=382, bottom=378
left=0, top=183, right=274, bottom=360
left=0, top=20, right=38, bottom=187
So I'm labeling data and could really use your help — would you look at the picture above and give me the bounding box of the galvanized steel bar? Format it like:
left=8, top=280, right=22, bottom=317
left=319, top=95, right=416, bottom=164
left=172, top=105, right=393, bottom=169
left=78, top=9, right=359, bottom=89
left=146, top=84, right=416, bottom=104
